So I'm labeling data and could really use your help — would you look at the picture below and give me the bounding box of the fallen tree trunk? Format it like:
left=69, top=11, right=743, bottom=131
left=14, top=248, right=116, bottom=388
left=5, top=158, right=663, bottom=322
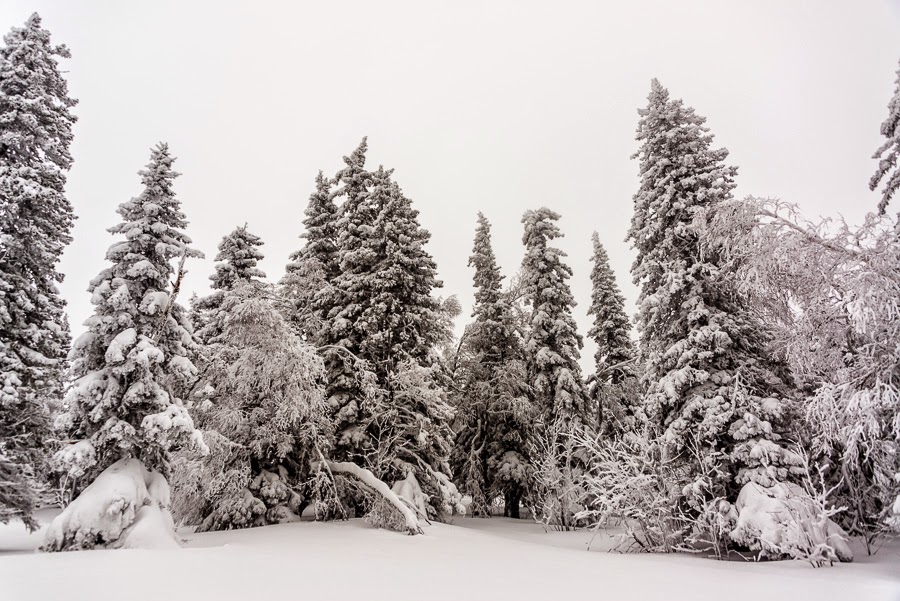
left=311, top=459, right=422, bottom=535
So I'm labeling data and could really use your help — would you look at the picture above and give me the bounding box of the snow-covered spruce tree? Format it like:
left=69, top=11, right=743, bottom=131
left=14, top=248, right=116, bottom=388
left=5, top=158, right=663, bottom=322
left=451, top=213, right=533, bottom=517
left=317, top=139, right=375, bottom=467
left=870, top=58, right=900, bottom=216
left=333, top=164, right=460, bottom=520
left=175, top=282, right=332, bottom=531
left=43, top=144, right=206, bottom=551
left=192, top=224, right=265, bottom=345
left=0, top=13, right=77, bottom=529
left=520, top=208, right=588, bottom=424
left=627, top=80, right=801, bottom=522
left=519, top=208, right=588, bottom=528
left=586, top=232, right=637, bottom=435
left=281, top=170, right=339, bottom=339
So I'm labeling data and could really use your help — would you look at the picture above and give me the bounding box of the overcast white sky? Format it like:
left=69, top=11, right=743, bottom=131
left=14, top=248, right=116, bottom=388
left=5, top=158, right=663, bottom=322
left=3, top=1, right=900, bottom=368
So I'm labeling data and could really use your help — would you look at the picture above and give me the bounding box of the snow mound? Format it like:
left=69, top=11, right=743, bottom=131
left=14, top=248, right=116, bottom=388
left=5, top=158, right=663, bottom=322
left=730, top=482, right=853, bottom=564
left=41, top=458, right=178, bottom=551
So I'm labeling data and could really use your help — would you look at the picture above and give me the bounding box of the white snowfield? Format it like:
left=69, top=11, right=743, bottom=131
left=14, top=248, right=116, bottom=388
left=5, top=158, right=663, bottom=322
left=1, top=512, right=898, bottom=601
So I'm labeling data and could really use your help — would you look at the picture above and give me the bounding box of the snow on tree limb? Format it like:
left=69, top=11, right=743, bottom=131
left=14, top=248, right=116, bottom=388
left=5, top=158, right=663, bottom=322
left=313, top=459, right=423, bottom=535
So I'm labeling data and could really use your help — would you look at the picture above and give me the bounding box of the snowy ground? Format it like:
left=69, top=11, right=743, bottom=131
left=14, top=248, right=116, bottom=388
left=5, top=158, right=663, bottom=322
left=1, top=509, right=898, bottom=601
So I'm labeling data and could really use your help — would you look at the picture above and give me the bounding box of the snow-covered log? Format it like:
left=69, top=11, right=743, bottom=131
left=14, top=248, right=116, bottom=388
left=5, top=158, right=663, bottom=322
left=313, top=460, right=422, bottom=535
left=41, top=458, right=178, bottom=551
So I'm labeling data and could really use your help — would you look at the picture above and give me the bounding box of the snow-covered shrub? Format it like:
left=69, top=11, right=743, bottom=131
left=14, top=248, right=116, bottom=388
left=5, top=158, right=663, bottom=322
left=366, top=497, right=413, bottom=532
left=528, top=419, right=587, bottom=532
left=41, top=458, right=177, bottom=551
left=889, top=487, right=900, bottom=532
left=362, top=468, right=471, bottom=532
left=729, top=479, right=852, bottom=566
left=315, top=459, right=423, bottom=534
left=364, top=472, right=428, bottom=532
left=575, top=428, right=685, bottom=552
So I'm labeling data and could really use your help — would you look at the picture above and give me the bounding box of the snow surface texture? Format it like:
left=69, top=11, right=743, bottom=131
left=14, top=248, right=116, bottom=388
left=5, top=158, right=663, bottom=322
left=1, top=513, right=898, bottom=601
left=41, top=458, right=177, bottom=551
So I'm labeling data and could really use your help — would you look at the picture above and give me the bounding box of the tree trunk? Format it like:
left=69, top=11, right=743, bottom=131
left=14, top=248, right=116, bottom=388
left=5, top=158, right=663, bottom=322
left=504, top=489, right=521, bottom=519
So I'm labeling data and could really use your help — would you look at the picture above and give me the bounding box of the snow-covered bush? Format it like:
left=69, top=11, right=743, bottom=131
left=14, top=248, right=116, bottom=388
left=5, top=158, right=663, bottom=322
left=575, top=428, right=685, bottom=552
left=42, top=458, right=177, bottom=551
left=528, top=419, right=586, bottom=531
left=364, top=360, right=462, bottom=521
left=314, top=459, right=423, bottom=534
left=729, top=479, right=853, bottom=566
left=889, top=488, right=900, bottom=532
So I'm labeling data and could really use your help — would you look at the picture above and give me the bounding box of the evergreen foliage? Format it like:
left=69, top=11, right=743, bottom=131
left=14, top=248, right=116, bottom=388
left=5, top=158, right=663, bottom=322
left=0, top=13, right=77, bottom=528
left=586, top=232, right=637, bottom=435
left=451, top=213, right=532, bottom=517
left=520, top=208, right=588, bottom=424
left=193, top=224, right=265, bottom=345
left=55, top=144, right=206, bottom=487
left=282, top=171, right=338, bottom=339
left=870, top=58, right=900, bottom=216
left=627, top=80, right=801, bottom=508
left=330, top=157, right=452, bottom=516
left=178, top=283, right=331, bottom=531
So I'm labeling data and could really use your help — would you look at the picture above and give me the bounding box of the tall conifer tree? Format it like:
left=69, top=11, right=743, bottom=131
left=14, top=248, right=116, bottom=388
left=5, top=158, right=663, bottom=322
left=0, top=13, right=77, bottom=527
left=627, top=80, right=800, bottom=504
left=56, top=144, right=205, bottom=481
left=586, top=232, right=635, bottom=433
left=451, top=213, right=531, bottom=517
left=520, top=208, right=587, bottom=425
left=333, top=164, right=453, bottom=515
left=319, top=139, right=375, bottom=462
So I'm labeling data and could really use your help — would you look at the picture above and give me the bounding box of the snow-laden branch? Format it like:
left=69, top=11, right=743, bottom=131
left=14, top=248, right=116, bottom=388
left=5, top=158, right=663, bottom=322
left=311, top=460, right=422, bottom=535
left=756, top=207, right=900, bottom=286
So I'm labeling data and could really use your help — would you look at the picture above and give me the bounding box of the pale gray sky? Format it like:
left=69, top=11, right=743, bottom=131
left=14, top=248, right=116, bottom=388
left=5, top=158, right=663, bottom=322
left=3, top=1, right=900, bottom=369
